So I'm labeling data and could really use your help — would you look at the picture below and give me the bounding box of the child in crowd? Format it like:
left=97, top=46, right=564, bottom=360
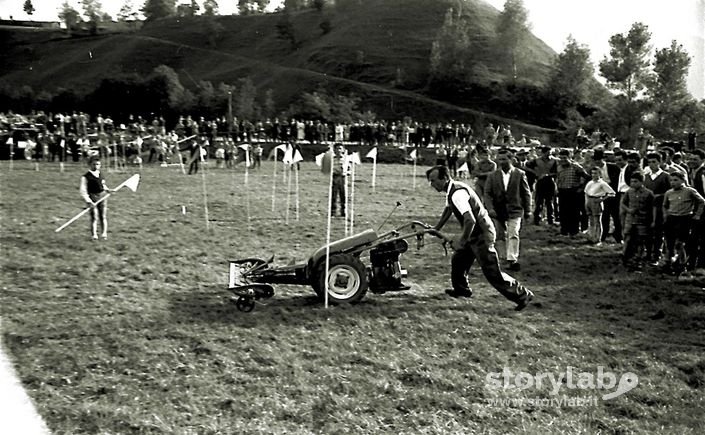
left=584, top=167, right=615, bottom=245
left=620, top=172, right=655, bottom=271
left=662, top=171, right=705, bottom=276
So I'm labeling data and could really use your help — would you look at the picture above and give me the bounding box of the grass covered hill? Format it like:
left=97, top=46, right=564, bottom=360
left=0, top=0, right=559, bottom=129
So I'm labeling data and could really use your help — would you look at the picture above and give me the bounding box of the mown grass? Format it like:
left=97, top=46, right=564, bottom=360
left=1, top=158, right=704, bottom=434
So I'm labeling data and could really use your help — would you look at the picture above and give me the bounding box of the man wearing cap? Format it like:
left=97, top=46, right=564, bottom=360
left=426, top=165, right=534, bottom=310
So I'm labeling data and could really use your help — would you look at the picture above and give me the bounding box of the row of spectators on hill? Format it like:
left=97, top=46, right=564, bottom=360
left=1, top=110, right=547, bottom=150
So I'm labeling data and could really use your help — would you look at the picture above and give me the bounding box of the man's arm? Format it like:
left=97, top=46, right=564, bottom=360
left=434, top=206, right=453, bottom=231
left=519, top=172, right=532, bottom=215
left=691, top=188, right=705, bottom=220
left=79, top=176, right=92, bottom=205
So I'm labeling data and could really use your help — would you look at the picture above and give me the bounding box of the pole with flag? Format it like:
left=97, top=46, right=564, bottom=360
left=409, top=148, right=418, bottom=190
left=60, top=137, right=66, bottom=173
left=198, top=143, right=210, bottom=231
left=271, top=144, right=287, bottom=212
left=323, top=144, right=335, bottom=309
left=283, top=144, right=294, bottom=225
left=238, top=143, right=252, bottom=227
left=457, top=161, right=469, bottom=179
left=7, top=137, right=13, bottom=171
left=292, top=148, right=304, bottom=221
left=349, top=151, right=361, bottom=234
left=176, top=135, right=196, bottom=175
left=365, top=147, right=377, bottom=192
left=342, top=149, right=350, bottom=236
left=55, top=174, right=141, bottom=233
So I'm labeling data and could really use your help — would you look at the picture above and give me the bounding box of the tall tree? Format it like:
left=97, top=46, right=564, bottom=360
left=23, top=0, right=35, bottom=15
left=81, top=0, right=105, bottom=23
left=238, top=0, right=270, bottom=15
left=648, top=40, right=693, bottom=137
left=548, top=36, right=594, bottom=109
left=430, top=6, right=473, bottom=83
left=495, top=0, right=530, bottom=82
left=117, top=0, right=139, bottom=21
left=58, top=1, right=81, bottom=30
left=203, top=0, right=219, bottom=16
left=142, top=0, right=176, bottom=21
left=599, top=22, right=653, bottom=145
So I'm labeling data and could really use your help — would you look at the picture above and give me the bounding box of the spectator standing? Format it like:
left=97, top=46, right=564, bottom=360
left=556, top=149, right=590, bottom=237
left=483, top=149, right=532, bottom=270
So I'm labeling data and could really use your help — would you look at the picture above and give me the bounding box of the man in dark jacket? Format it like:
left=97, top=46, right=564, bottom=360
left=483, top=149, right=532, bottom=271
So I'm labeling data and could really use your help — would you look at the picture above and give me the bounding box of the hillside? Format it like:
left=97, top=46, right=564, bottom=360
left=0, top=0, right=561, bottom=133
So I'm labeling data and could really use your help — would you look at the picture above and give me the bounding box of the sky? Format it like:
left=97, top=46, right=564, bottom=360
left=1, top=0, right=702, bottom=97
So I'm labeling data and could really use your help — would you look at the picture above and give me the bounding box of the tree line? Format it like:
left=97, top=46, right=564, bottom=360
left=429, top=0, right=704, bottom=146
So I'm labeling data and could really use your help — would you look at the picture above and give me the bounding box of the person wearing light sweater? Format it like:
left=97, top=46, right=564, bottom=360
left=584, top=167, right=616, bottom=244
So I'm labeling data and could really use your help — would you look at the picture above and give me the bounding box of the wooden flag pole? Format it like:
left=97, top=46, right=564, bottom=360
left=324, top=144, right=334, bottom=309
left=285, top=162, right=292, bottom=225
left=271, top=148, right=278, bottom=212
left=295, top=164, right=300, bottom=221
left=198, top=145, right=210, bottom=231
left=350, top=159, right=356, bottom=234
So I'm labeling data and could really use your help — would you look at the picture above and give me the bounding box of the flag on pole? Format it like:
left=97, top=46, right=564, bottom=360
left=292, top=149, right=304, bottom=164
left=409, top=149, right=417, bottom=161
left=59, top=139, right=65, bottom=148
left=366, top=147, right=377, bottom=191
left=238, top=144, right=250, bottom=167
left=315, top=152, right=326, bottom=167
left=283, top=144, right=294, bottom=164
left=5, top=137, right=13, bottom=145
left=349, top=151, right=362, bottom=165
left=457, top=162, right=469, bottom=173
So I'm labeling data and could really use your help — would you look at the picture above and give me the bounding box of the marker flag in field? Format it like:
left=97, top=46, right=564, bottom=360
left=136, top=136, right=143, bottom=148
left=366, top=147, right=377, bottom=191
left=409, top=149, right=417, bottom=161
left=199, top=146, right=207, bottom=162
left=457, top=162, right=469, bottom=173
left=349, top=152, right=361, bottom=165
left=6, top=137, right=13, bottom=145
left=59, top=139, right=65, bottom=148
left=292, top=149, right=304, bottom=164
left=315, top=152, right=326, bottom=167
left=283, top=144, right=293, bottom=164
left=238, top=144, right=250, bottom=167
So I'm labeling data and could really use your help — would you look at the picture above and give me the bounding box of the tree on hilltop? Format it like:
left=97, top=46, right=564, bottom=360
left=58, top=1, right=82, bottom=30
left=648, top=40, right=693, bottom=138
left=548, top=36, right=594, bottom=111
left=203, top=0, right=219, bottom=16
left=118, top=0, right=139, bottom=21
left=495, top=0, right=530, bottom=82
left=23, top=0, right=35, bottom=15
left=238, top=0, right=270, bottom=15
left=599, top=22, right=652, bottom=145
left=142, top=0, right=176, bottom=21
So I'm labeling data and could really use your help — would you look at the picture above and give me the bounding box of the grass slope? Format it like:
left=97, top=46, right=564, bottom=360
left=1, top=159, right=704, bottom=434
left=0, top=0, right=558, bottom=127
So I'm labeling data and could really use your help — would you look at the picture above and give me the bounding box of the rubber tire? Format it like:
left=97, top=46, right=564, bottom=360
left=312, top=254, right=369, bottom=304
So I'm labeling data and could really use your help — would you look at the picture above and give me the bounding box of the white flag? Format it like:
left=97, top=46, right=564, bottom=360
left=365, top=147, right=377, bottom=160
left=5, top=137, right=13, bottom=145
left=238, top=144, right=251, bottom=167
left=457, top=162, right=469, bottom=173
left=315, top=152, right=326, bottom=167
left=292, top=149, right=304, bottom=164
left=59, top=139, right=65, bottom=148
left=136, top=136, right=143, bottom=147
left=409, top=149, right=417, bottom=161
left=283, top=144, right=294, bottom=164
left=350, top=152, right=361, bottom=165
left=199, top=146, right=207, bottom=162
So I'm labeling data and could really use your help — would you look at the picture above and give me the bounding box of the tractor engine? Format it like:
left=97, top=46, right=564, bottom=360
left=369, top=239, right=410, bottom=293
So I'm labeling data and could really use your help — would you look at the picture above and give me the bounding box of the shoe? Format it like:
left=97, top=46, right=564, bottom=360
left=91, top=235, right=98, bottom=240
left=445, top=288, right=473, bottom=298
left=678, top=271, right=694, bottom=281
left=515, top=288, right=534, bottom=311
left=101, top=234, right=108, bottom=240
left=507, top=261, right=521, bottom=272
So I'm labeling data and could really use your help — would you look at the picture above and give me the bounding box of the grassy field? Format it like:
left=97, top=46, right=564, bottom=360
left=1, top=158, right=704, bottom=434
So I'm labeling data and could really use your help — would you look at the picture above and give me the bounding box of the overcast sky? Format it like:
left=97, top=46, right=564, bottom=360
left=1, top=0, right=701, bottom=96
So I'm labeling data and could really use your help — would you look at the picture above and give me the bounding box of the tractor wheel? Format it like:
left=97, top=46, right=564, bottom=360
left=312, top=254, right=368, bottom=304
